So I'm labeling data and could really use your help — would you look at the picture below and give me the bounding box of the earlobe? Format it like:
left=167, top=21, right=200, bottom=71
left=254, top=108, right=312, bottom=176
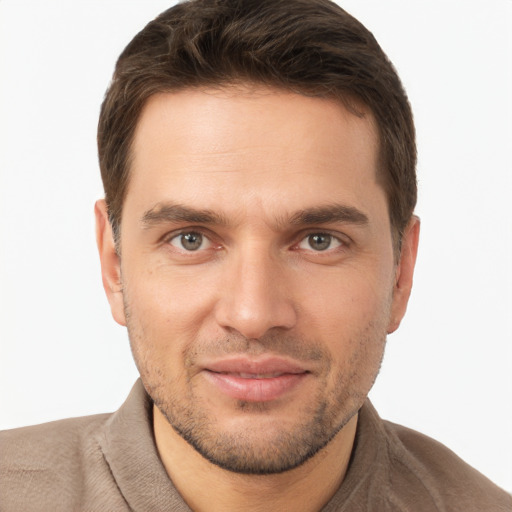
left=94, top=199, right=126, bottom=326
left=387, top=216, right=420, bottom=334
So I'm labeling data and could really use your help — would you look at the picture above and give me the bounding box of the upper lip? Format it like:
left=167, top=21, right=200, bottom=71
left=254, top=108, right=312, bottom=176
left=202, top=356, right=309, bottom=376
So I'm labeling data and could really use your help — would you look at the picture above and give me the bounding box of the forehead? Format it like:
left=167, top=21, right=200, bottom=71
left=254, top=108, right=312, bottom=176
left=125, top=86, right=385, bottom=226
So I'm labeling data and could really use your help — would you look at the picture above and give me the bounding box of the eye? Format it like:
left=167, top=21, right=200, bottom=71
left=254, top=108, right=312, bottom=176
left=298, top=233, right=343, bottom=252
left=169, top=231, right=212, bottom=251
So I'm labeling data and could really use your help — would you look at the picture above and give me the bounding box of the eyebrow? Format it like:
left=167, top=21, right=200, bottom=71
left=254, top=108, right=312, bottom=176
left=288, top=204, right=369, bottom=226
left=140, top=202, right=369, bottom=229
left=141, top=203, right=228, bottom=228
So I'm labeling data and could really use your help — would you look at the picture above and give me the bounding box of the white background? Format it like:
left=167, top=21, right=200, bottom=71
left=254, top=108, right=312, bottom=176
left=0, top=0, right=511, bottom=492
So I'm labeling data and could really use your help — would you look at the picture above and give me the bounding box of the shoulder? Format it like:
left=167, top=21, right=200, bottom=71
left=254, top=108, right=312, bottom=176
left=0, top=413, right=120, bottom=510
left=1, top=413, right=110, bottom=467
left=382, top=419, right=512, bottom=511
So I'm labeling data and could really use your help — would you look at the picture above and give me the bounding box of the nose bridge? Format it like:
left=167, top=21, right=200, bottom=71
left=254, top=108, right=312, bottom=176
left=215, top=240, right=297, bottom=339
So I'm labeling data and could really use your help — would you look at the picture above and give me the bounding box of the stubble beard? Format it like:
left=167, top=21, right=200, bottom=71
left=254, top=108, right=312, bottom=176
left=124, top=298, right=388, bottom=475
left=152, top=370, right=361, bottom=475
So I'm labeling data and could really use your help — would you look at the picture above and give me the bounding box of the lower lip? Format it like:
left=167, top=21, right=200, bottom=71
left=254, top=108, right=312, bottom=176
left=203, top=371, right=308, bottom=402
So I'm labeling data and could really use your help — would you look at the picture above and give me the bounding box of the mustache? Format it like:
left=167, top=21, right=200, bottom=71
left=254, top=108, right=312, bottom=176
left=184, top=332, right=329, bottom=365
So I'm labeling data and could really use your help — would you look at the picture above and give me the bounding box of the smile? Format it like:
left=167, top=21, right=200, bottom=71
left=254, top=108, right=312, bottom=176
left=202, top=359, right=310, bottom=402
left=219, top=371, right=289, bottom=379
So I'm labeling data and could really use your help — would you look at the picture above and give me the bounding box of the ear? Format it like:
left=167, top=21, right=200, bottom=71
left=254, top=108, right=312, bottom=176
left=387, top=216, right=420, bottom=334
left=94, top=199, right=126, bottom=326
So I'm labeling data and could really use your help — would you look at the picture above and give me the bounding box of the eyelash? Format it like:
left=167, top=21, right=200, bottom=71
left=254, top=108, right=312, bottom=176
left=163, top=228, right=350, bottom=256
left=295, top=232, right=346, bottom=253
left=163, top=229, right=218, bottom=255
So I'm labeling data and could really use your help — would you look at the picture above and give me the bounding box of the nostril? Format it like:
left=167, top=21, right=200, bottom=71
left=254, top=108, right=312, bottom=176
left=214, top=296, right=297, bottom=340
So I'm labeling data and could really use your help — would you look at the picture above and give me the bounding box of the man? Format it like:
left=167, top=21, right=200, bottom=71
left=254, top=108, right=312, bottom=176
left=1, top=0, right=510, bottom=510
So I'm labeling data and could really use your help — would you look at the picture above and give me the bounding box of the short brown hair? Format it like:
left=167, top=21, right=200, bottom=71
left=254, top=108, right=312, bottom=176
left=98, top=0, right=416, bottom=248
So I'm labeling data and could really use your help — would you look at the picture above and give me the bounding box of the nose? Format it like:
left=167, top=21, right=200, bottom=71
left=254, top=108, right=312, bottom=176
left=214, top=247, right=297, bottom=339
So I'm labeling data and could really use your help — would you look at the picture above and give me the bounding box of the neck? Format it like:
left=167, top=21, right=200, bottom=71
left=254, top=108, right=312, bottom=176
left=153, top=405, right=358, bottom=512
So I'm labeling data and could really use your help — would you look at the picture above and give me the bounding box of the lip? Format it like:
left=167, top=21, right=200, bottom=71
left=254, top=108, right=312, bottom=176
left=201, top=357, right=309, bottom=402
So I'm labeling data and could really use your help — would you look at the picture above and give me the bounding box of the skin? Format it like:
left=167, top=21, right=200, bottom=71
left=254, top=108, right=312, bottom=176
left=96, top=86, right=419, bottom=511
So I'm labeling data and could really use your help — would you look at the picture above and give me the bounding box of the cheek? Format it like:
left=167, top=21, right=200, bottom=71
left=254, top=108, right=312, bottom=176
left=297, top=264, right=394, bottom=338
left=122, top=261, right=218, bottom=349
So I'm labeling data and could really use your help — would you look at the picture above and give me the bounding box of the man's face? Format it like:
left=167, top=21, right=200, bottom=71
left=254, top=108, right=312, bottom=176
left=97, top=86, right=417, bottom=474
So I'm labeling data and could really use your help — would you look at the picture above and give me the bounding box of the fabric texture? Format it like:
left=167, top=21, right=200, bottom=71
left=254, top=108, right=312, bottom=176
left=1, top=380, right=510, bottom=511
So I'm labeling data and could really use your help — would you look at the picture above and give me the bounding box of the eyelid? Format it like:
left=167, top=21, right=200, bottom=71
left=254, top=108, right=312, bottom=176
left=159, top=227, right=351, bottom=254
left=170, top=232, right=211, bottom=251
left=162, top=227, right=221, bottom=252
left=298, top=234, right=341, bottom=251
left=162, top=226, right=213, bottom=242
left=294, top=229, right=351, bottom=248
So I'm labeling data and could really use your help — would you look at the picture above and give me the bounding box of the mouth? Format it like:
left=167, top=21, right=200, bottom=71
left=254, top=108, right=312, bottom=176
left=201, top=357, right=310, bottom=402
left=219, top=371, right=292, bottom=379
